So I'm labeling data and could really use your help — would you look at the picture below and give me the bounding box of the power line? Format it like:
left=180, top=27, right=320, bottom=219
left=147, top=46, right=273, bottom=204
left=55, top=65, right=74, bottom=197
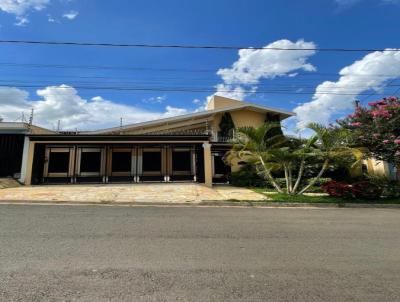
left=0, top=83, right=393, bottom=96
left=0, top=39, right=399, bottom=52
left=1, top=79, right=400, bottom=91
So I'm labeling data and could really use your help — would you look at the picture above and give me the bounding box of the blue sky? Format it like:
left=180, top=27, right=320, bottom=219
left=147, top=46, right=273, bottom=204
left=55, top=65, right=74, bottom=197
left=0, top=0, right=399, bottom=131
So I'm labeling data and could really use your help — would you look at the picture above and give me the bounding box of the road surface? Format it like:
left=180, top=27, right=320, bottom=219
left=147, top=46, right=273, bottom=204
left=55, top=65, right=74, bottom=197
left=0, top=204, right=399, bottom=301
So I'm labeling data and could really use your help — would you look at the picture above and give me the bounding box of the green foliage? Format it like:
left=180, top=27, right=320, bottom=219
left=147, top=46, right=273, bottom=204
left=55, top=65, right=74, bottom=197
left=229, top=165, right=266, bottom=187
left=251, top=188, right=400, bottom=204
left=226, top=122, right=359, bottom=195
left=265, top=113, right=283, bottom=137
left=264, top=177, right=331, bottom=192
left=218, top=112, right=235, bottom=138
left=338, top=96, right=400, bottom=164
left=366, top=174, right=400, bottom=198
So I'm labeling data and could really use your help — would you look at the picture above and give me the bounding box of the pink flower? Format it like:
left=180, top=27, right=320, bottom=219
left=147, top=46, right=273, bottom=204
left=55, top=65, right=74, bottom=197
left=368, top=100, right=387, bottom=107
left=394, top=140, right=400, bottom=144
left=351, top=122, right=362, bottom=126
left=383, top=140, right=389, bottom=144
left=371, top=110, right=391, bottom=118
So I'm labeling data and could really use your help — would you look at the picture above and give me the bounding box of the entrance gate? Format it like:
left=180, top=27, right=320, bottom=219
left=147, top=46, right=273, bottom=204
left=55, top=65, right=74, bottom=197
left=43, top=144, right=197, bottom=183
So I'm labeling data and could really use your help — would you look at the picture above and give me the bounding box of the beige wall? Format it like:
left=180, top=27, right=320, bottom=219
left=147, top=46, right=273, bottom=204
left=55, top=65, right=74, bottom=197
left=351, top=158, right=397, bottom=180
left=206, top=95, right=243, bottom=110
left=211, top=109, right=266, bottom=132
left=365, top=158, right=391, bottom=178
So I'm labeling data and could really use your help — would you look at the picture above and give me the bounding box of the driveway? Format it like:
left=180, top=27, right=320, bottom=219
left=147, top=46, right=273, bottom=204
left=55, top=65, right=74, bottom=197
left=0, top=205, right=399, bottom=301
left=0, top=183, right=265, bottom=204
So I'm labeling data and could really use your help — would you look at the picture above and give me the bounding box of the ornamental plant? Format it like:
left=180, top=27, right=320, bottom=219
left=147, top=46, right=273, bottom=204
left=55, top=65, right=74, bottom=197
left=322, top=180, right=382, bottom=199
left=338, top=96, right=400, bottom=165
left=225, top=123, right=361, bottom=195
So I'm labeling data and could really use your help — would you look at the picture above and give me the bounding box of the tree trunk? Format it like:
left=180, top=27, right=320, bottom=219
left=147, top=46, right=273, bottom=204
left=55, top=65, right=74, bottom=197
left=292, top=159, right=305, bottom=194
left=259, top=156, right=283, bottom=193
left=284, top=165, right=290, bottom=194
left=299, top=159, right=329, bottom=195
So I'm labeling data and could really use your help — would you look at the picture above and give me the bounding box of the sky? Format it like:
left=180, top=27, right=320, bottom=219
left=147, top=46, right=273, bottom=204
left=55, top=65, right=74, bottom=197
left=0, top=0, right=399, bottom=132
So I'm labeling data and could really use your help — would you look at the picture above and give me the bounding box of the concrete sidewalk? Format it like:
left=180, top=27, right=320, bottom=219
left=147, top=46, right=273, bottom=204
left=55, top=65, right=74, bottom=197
left=0, top=183, right=266, bottom=204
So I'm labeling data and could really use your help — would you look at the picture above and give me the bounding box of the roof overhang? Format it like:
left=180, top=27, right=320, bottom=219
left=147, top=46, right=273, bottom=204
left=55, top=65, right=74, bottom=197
left=87, top=102, right=295, bottom=135
left=28, top=134, right=210, bottom=143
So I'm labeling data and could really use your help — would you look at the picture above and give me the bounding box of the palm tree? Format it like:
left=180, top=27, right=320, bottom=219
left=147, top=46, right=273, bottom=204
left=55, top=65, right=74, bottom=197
left=226, top=122, right=362, bottom=195
left=225, top=123, right=286, bottom=193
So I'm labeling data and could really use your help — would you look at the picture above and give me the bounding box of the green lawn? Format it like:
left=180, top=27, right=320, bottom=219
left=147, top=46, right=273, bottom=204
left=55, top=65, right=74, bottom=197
left=251, top=188, right=400, bottom=204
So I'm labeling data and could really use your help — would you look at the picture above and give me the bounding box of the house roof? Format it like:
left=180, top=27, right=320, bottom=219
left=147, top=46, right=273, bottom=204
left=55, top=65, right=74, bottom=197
left=87, top=101, right=295, bottom=135
left=0, top=122, right=55, bottom=134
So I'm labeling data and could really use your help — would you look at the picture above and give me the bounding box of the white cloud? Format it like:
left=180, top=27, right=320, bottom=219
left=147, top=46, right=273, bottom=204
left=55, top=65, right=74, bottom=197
left=294, top=49, right=400, bottom=128
left=142, top=95, right=166, bottom=104
left=0, top=0, right=49, bottom=15
left=62, top=10, right=78, bottom=20
left=47, top=14, right=55, bottom=22
left=212, top=39, right=317, bottom=101
left=0, top=85, right=188, bottom=130
left=0, top=0, right=49, bottom=24
left=214, top=84, right=257, bottom=101
left=15, top=15, right=28, bottom=25
left=217, top=39, right=316, bottom=85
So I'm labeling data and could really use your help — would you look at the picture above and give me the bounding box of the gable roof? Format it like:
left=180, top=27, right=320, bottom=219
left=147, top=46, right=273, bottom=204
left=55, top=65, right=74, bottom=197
left=87, top=101, right=295, bottom=135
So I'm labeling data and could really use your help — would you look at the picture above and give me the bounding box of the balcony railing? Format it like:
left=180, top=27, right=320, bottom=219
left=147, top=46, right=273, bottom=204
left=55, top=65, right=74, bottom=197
left=210, top=131, right=235, bottom=143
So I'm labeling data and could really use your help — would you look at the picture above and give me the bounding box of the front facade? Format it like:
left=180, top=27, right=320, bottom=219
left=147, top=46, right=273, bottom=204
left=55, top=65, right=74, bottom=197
left=14, top=96, right=294, bottom=187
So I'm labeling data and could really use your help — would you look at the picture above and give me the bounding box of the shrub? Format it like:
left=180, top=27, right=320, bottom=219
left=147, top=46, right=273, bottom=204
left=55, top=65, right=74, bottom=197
left=229, top=165, right=266, bottom=187
left=366, top=175, right=400, bottom=198
left=352, top=181, right=383, bottom=199
left=322, top=180, right=353, bottom=198
left=322, top=180, right=385, bottom=200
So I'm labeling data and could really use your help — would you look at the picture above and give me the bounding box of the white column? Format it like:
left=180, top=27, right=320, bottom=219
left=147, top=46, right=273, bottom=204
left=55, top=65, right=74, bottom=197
left=23, top=141, right=35, bottom=185
left=18, top=136, right=30, bottom=183
left=203, top=142, right=213, bottom=187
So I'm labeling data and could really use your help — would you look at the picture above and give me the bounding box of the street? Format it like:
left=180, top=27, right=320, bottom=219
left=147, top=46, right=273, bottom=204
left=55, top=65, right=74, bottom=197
left=0, top=204, right=399, bottom=301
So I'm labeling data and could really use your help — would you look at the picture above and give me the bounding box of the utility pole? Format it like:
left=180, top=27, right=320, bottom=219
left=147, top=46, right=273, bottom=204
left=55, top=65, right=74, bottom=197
left=354, top=99, right=360, bottom=109
left=57, top=120, right=61, bottom=132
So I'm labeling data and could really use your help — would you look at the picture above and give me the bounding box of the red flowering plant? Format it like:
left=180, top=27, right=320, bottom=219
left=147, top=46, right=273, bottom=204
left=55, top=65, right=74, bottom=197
left=338, top=96, right=400, bottom=165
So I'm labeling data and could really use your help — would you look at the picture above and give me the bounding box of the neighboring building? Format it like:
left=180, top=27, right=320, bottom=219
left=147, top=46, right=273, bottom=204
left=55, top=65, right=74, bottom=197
left=0, top=122, right=54, bottom=180
left=362, top=158, right=399, bottom=181
left=16, top=96, right=294, bottom=187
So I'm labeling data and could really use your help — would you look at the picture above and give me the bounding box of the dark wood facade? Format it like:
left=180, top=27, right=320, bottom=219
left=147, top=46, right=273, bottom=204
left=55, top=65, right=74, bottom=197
left=0, top=134, right=25, bottom=177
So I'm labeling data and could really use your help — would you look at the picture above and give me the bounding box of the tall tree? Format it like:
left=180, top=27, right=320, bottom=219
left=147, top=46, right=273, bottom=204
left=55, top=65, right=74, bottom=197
left=338, top=96, right=400, bottom=165
left=218, top=112, right=235, bottom=138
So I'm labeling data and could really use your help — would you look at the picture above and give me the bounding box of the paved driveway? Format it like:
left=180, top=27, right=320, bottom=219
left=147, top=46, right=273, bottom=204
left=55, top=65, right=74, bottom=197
left=0, top=183, right=265, bottom=203
left=0, top=205, right=399, bottom=301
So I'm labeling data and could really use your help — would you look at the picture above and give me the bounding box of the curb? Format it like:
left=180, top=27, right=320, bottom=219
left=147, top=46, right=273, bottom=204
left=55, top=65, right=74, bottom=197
left=0, top=200, right=399, bottom=209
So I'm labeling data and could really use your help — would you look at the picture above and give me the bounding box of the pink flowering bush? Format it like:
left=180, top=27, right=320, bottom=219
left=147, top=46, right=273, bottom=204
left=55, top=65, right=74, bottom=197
left=338, top=96, right=400, bottom=165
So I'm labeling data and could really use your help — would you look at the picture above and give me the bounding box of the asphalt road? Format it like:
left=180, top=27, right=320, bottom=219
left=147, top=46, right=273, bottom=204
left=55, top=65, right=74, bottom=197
left=0, top=205, right=399, bottom=302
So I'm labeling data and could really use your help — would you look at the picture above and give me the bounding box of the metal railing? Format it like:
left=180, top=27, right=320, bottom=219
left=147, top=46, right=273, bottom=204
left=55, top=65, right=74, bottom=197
left=210, top=131, right=235, bottom=143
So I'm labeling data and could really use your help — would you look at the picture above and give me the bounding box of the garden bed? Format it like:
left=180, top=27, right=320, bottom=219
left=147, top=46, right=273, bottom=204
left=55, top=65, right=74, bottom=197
left=251, top=188, right=400, bottom=204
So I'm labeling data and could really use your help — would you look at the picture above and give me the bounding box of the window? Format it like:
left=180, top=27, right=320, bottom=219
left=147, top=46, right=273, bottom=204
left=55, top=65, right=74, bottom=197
left=112, top=152, right=132, bottom=172
left=172, top=151, right=191, bottom=172
left=80, top=152, right=102, bottom=173
left=142, top=151, right=162, bottom=172
left=48, top=152, right=70, bottom=173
